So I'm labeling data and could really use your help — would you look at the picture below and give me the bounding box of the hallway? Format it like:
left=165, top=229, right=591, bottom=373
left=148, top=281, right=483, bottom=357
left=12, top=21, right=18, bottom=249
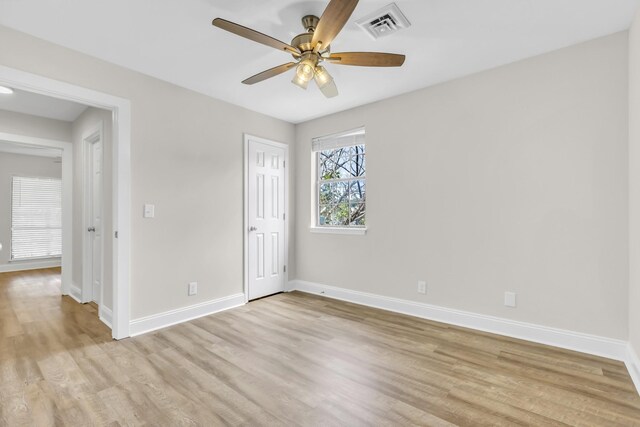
left=0, top=268, right=111, bottom=424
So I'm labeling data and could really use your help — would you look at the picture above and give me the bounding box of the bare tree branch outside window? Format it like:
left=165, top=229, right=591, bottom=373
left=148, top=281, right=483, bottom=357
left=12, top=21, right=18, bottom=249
left=318, top=144, right=365, bottom=226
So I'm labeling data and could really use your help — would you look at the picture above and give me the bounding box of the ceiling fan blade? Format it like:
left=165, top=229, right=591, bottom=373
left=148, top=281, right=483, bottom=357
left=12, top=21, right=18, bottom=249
left=311, top=0, right=359, bottom=49
left=327, top=52, right=406, bottom=67
left=212, top=18, right=300, bottom=56
left=242, top=63, right=297, bottom=85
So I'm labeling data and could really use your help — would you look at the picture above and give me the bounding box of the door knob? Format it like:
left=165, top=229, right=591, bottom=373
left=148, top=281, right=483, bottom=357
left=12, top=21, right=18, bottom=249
left=88, top=227, right=96, bottom=232
left=249, top=226, right=257, bottom=232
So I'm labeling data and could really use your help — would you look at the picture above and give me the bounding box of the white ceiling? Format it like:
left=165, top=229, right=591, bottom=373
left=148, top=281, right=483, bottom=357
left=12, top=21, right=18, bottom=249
left=0, top=88, right=88, bottom=122
left=1, top=0, right=638, bottom=123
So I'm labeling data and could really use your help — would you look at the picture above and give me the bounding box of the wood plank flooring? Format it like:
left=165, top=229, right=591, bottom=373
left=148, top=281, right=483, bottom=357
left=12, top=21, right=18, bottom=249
left=1, top=268, right=639, bottom=426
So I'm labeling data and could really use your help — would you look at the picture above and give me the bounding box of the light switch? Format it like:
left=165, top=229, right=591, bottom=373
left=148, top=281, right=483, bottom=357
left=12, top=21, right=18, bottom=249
left=143, top=204, right=155, bottom=218
left=504, top=292, right=517, bottom=308
left=188, top=282, right=197, bottom=296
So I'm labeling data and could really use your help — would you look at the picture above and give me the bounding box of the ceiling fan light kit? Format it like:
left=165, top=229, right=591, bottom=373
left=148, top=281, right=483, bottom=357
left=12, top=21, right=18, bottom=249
left=211, top=0, right=406, bottom=98
left=314, top=66, right=338, bottom=98
left=314, top=66, right=332, bottom=87
left=292, top=73, right=310, bottom=90
left=296, top=53, right=318, bottom=83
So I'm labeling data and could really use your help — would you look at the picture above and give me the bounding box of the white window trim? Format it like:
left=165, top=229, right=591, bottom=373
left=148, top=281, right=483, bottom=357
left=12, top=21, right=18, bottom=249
left=310, top=226, right=367, bottom=235
left=312, top=127, right=366, bottom=232
left=9, top=256, right=62, bottom=263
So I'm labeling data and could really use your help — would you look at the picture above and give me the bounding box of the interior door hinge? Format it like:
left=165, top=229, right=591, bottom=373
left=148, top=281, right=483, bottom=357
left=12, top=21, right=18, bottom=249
left=115, top=231, right=118, bottom=238
left=283, top=213, right=286, bottom=220
left=284, top=265, right=287, bottom=273
left=283, top=161, right=286, bottom=168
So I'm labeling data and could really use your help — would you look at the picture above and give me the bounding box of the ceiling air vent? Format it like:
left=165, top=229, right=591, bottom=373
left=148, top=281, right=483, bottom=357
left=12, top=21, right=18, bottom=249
left=355, top=3, right=411, bottom=40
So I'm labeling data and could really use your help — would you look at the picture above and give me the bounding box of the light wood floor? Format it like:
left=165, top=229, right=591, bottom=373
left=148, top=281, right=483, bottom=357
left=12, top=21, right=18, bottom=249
left=1, top=268, right=640, bottom=426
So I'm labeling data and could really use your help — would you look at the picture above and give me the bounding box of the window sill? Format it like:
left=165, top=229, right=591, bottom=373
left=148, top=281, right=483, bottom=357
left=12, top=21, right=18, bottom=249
left=10, top=256, right=62, bottom=263
left=310, top=226, right=367, bottom=235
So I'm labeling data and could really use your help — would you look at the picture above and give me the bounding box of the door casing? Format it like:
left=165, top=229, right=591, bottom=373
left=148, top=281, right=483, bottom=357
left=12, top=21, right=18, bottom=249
left=0, top=65, right=133, bottom=339
left=82, top=121, right=104, bottom=312
left=243, top=134, right=289, bottom=303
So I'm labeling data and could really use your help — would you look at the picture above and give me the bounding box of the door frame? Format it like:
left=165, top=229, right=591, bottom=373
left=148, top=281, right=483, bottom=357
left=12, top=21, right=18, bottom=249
left=81, top=121, right=104, bottom=310
left=0, top=132, right=72, bottom=289
left=0, top=65, right=132, bottom=340
left=243, top=134, right=289, bottom=303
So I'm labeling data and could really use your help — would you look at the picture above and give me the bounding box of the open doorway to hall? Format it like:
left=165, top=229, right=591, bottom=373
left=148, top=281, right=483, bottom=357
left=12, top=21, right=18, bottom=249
left=0, top=144, right=63, bottom=270
left=0, top=85, right=115, bottom=332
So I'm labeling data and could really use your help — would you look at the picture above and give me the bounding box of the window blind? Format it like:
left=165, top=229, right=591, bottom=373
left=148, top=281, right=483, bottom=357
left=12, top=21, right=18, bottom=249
left=11, top=176, right=62, bottom=260
left=312, top=127, right=365, bottom=152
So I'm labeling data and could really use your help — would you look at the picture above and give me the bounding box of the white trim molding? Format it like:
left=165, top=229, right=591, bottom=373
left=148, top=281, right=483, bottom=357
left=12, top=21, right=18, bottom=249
left=99, top=305, right=113, bottom=329
left=0, top=259, right=61, bottom=273
left=81, top=121, right=105, bottom=305
left=0, top=132, right=72, bottom=295
left=289, top=280, right=629, bottom=362
left=310, top=227, right=367, bottom=235
left=69, top=283, right=82, bottom=303
left=627, top=344, right=640, bottom=396
left=243, top=134, right=289, bottom=303
left=129, top=293, right=246, bottom=336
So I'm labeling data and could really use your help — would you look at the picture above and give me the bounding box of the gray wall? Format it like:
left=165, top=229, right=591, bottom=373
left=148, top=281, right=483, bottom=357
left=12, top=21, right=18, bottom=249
left=0, top=25, right=296, bottom=319
left=0, top=24, right=633, bottom=343
left=629, top=10, right=640, bottom=356
left=0, top=152, right=62, bottom=267
left=295, top=32, right=629, bottom=339
left=0, top=109, right=71, bottom=141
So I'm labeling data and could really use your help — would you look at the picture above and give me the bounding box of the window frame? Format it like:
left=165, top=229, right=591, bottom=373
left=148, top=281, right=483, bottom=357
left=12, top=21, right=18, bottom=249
left=312, top=128, right=367, bottom=235
left=10, top=175, right=63, bottom=261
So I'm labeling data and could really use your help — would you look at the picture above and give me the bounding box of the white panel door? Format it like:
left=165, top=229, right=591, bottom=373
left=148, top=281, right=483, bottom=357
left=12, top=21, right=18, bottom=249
left=248, top=139, right=285, bottom=300
left=89, top=140, right=103, bottom=303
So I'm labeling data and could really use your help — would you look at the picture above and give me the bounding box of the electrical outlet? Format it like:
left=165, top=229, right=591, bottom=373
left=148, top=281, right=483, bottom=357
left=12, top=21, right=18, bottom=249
left=188, top=282, right=197, bottom=296
left=417, top=280, right=427, bottom=294
left=143, top=204, right=155, bottom=218
left=504, top=291, right=517, bottom=308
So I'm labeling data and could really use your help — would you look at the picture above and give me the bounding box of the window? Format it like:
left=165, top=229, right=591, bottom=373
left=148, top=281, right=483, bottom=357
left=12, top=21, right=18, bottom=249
left=11, top=176, right=62, bottom=260
left=313, top=128, right=366, bottom=229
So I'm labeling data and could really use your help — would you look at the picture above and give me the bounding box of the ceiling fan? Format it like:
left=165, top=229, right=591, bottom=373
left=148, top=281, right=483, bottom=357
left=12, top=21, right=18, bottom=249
left=211, top=0, right=406, bottom=98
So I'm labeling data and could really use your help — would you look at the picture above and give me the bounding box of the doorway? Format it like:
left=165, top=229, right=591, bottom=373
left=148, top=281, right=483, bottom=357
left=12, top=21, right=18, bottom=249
left=0, top=133, right=72, bottom=287
left=0, top=64, right=131, bottom=339
left=82, top=123, right=104, bottom=307
left=244, top=134, right=289, bottom=301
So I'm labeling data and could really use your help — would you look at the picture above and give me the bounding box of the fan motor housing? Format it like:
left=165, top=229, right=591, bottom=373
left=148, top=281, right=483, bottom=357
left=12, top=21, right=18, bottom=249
left=291, top=33, right=314, bottom=54
left=291, top=33, right=331, bottom=58
left=291, top=15, right=330, bottom=58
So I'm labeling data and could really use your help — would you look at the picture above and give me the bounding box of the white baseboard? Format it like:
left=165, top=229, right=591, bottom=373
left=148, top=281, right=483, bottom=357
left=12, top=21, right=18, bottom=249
left=289, top=280, right=629, bottom=362
left=99, top=305, right=113, bottom=328
left=69, top=283, right=82, bottom=303
left=0, top=259, right=61, bottom=273
left=129, top=293, right=246, bottom=336
left=627, top=343, right=640, bottom=396
left=284, top=280, right=296, bottom=292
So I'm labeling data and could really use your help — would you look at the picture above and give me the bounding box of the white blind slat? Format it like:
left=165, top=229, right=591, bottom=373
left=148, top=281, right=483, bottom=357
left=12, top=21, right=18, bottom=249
left=11, top=176, right=62, bottom=260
